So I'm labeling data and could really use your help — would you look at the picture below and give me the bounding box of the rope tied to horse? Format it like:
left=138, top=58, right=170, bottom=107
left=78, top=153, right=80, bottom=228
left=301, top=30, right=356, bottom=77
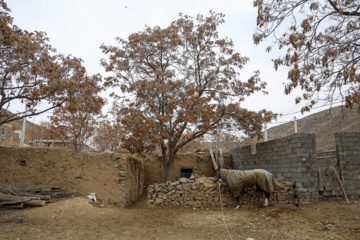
left=218, top=182, right=234, bottom=240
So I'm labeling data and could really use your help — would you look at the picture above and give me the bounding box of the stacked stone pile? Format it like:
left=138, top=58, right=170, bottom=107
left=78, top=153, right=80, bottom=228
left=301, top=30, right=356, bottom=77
left=147, top=175, right=297, bottom=207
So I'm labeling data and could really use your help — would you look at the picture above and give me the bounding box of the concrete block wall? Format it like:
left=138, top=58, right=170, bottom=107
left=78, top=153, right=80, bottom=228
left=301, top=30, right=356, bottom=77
left=230, top=133, right=319, bottom=202
left=335, top=132, right=360, bottom=197
left=316, top=150, right=340, bottom=198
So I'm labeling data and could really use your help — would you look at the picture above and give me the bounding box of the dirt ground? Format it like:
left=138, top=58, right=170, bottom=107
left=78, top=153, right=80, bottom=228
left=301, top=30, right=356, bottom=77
left=0, top=196, right=359, bottom=240
left=1, top=147, right=360, bottom=239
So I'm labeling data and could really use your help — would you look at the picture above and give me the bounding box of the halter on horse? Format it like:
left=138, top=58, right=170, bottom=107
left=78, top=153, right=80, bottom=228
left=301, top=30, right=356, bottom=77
left=214, top=168, right=275, bottom=208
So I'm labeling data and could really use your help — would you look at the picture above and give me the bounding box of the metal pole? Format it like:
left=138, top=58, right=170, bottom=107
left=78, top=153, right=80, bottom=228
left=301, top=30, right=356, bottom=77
left=294, top=116, right=298, bottom=133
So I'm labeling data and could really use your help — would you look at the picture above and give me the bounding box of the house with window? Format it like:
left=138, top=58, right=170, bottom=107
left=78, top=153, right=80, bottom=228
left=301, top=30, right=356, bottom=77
left=30, top=139, right=70, bottom=148
left=0, top=124, right=21, bottom=146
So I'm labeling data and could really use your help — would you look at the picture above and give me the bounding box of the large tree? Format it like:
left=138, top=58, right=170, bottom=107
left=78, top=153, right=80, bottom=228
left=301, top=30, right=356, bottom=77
left=101, top=12, right=274, bottom=181
left=49, top=74, right=104, bottom=151
left=253, top=0, right=360, bottom=113
left=92, top=101, right=123, bottom=152
left=0, top=0, right=91, bottom=125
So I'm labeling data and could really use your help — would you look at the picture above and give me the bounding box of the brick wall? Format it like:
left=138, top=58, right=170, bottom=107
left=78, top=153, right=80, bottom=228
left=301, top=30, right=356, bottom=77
left=230, top=133, right=319, bottom=203
left=336, top=132, right=360, bottom=197
left=230, top=132, right=360, bottom=203
left=317, top=150, right=339, bottom=199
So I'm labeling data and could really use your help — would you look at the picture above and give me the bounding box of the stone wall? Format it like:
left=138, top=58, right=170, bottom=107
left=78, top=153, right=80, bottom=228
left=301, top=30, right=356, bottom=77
left=147, top=175, right=296, bottom=207
left=230, top=133, right=319, bottom=203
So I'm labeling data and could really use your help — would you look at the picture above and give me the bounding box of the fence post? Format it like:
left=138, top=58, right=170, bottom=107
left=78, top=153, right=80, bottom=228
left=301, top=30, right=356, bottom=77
left=264, top=123, right=268, bottom=141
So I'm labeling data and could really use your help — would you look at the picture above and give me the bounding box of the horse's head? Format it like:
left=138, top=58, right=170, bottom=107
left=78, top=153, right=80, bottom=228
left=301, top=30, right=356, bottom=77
left=213, top=169, right=221, bottom=183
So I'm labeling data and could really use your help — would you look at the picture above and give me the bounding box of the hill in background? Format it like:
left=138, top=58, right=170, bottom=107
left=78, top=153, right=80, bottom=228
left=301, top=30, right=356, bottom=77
left=267, top=105, right=360, bottom=151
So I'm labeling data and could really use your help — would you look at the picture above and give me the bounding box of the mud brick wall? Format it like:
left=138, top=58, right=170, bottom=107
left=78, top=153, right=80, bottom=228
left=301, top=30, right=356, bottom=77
left=0, top=147, right=145, bottom=208
left=147, top=175, right=296, bottom=207
left=230, top=133, right=319, bottom=203
left=335, top=132, right=360, bottom=197
left=118, top=157, right=145, bottom=207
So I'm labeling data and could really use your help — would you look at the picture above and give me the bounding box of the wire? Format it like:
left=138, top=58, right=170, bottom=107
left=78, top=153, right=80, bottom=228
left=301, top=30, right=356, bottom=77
left=218, top=183, right=234, bottom=240
left=272, top=101, right=344, bottom=116
left=267, top=112, right=359, bottom=125
left=279, top=102, right=344, bottom=117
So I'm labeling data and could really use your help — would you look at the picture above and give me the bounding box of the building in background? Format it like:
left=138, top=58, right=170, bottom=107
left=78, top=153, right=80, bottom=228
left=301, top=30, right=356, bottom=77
left=0, top=123, right=21, bottom=146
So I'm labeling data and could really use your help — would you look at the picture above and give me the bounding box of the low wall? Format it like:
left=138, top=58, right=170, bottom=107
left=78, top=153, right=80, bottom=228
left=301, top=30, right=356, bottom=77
left=147, top=175, right=296, bottom=207
left=0, top=147, right=144, bottom=207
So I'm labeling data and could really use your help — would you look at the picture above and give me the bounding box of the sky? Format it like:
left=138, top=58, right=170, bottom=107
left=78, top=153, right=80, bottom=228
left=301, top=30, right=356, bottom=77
left=6, top=0, right=343, bottom=130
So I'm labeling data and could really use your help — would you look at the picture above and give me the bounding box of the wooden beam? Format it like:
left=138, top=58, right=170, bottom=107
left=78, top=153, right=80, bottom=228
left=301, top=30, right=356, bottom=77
left=17, top=193, right=52, bottom=200
left=0, top=192, right=39, bottom=201
left=23, top=200, right=46, bottom=207
left=209, top=148, right=218, bottom=170
left=332, top=166, right=350, bottom=205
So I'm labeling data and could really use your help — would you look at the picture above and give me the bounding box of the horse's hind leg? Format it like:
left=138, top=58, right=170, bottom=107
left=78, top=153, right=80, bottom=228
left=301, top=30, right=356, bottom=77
left=264, top=192, right=270, bottom=207
left=236, top=196, right=240, bottom=209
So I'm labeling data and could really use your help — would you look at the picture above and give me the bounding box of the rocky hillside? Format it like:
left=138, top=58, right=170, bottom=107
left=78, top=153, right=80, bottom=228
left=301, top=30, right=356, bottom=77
left=267, top=105, right=360, bottom=150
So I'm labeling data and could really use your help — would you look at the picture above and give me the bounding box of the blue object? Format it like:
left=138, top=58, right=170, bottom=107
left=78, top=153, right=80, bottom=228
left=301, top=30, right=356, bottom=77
left=180, top=168, right=193, bottom=179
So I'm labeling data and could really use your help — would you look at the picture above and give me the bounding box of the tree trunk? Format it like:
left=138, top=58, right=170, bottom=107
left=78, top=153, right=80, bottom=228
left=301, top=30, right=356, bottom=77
left=163, top=151, right=176, bottom=182
left=164, top=160, right=173, bottom=182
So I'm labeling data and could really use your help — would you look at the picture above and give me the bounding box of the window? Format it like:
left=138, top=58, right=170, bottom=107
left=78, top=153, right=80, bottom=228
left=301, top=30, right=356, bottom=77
left=180, top=168, right=193, bottom=179
left=1, top=128, right=5, bottom=136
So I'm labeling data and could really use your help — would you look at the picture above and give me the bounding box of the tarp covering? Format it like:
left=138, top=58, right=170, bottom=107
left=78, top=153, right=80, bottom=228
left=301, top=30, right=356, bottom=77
left=219, top=169, right=275, bottom=198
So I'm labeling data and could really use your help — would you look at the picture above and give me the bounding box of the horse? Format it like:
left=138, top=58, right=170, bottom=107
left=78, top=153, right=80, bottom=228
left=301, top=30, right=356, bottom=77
left=213, top=168, right=276, bottom=208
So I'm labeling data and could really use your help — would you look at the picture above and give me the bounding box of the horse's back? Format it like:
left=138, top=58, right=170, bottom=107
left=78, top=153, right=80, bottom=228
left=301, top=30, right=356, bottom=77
left=253, top=169, right=275, bottom=193
left=220, top=168, right=275, bottom=194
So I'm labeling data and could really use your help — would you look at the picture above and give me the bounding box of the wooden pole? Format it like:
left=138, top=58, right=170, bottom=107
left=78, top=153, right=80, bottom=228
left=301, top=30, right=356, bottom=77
left=0, top=192, right=39, bottom=201
left=16, top=193, right=52, bottom=200
left=0, top=203, right=24, bottom=209
left=219, top=148, right=225, bottom=169
left=23, top=200, right=46, bottom=207
left=209, top=148, right=218, bottom=170
left=332, top=166, right=350, bottom=205
left=0, top=200, right=28, bottom=206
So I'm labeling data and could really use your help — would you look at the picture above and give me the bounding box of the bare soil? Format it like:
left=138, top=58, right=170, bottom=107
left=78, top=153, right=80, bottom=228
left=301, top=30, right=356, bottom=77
left=1, top=147, right=359, bottom=239
left=0, top=196, right=359, bottom=240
